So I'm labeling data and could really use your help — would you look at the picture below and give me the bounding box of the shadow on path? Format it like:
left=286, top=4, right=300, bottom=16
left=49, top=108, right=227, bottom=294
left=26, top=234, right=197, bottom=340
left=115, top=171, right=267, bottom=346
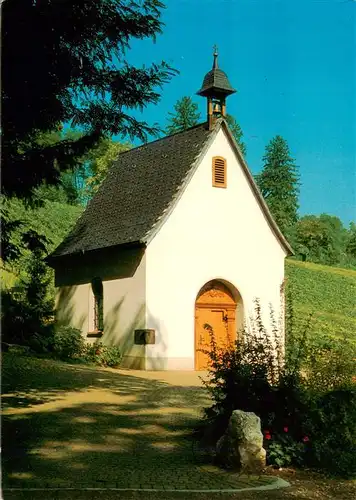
left=2, top=353, right=275, bottom=495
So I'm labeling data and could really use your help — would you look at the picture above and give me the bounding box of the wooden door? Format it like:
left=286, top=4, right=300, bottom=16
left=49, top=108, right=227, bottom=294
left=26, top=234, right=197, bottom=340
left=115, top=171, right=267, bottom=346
left=195, top=282, right=236, bottom=370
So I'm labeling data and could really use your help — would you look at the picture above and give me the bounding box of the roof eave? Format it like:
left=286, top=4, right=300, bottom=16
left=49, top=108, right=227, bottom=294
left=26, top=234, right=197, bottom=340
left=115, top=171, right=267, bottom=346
left=197, top=87, right=236, bottom=97
left=46, top=240, right=146, bottom=267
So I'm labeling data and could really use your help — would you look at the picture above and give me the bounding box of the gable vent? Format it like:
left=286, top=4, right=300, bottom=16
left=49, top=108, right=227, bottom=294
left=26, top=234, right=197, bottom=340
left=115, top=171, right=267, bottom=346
left=212, top=156, right=227, bottom=188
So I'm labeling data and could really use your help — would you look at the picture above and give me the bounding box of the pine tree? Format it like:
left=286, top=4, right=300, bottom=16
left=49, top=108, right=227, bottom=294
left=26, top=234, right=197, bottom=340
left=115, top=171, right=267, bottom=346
left=1, top=231, right=54, bottom=346
left=2, top=0, right=177, bottom=199
left=226, top=114, right=246, bottom=156
left=256, top=136, right=299, bottom=236
left=166, top=96, right=201, bottom=134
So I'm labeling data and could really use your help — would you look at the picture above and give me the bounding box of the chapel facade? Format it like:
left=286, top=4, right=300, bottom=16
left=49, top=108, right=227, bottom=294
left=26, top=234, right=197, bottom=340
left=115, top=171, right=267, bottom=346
left=49, top=50, right=292, bottom=370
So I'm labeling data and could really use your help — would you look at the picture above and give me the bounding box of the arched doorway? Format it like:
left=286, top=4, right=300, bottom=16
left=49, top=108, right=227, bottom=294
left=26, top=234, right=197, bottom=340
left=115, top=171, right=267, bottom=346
left=195, top=280, right=237, bottom=370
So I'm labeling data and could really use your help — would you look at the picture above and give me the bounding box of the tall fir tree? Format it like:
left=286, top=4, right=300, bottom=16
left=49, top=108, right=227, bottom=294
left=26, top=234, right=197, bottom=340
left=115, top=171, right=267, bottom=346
left=225, top=114, right=246, bottom=156
left=2, top=0, right=176, bottom=199
left=166, top=96, right=201, bottom=134
left=256, top=135, right=299, bottom=237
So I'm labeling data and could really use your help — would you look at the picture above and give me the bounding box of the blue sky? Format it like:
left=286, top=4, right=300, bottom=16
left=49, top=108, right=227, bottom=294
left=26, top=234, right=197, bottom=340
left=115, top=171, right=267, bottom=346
left=124, top=0, right=355, bottom=226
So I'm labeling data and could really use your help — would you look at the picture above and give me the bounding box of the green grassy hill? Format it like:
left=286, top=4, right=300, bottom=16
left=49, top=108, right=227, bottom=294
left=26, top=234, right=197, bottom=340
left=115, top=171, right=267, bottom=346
left=285, top=259, right=356, bottom=343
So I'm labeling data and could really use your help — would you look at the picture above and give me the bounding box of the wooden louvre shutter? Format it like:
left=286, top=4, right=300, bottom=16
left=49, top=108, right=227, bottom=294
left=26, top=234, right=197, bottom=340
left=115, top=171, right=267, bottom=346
left=212, top=157, right=227, bottom=188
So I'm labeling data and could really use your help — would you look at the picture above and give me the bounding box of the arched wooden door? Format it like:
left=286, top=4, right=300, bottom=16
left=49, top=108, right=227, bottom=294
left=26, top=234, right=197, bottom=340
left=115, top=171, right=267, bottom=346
left=195, top=281, right=237, bottom=370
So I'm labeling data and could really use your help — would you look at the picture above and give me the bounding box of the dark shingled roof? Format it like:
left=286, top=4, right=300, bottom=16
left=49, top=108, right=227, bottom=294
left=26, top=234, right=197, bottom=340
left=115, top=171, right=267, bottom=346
left=197, top=68, right=236, bottom=97
left=49, top=119, right=293, bottom=261
left=50, top=123, right=213, bottom=259
left=197, top=52, right=236, bottom=97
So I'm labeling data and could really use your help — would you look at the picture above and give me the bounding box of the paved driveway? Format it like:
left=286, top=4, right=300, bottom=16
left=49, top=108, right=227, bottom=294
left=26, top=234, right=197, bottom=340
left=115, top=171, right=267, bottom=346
left=2, top=357, right=285, bottom=497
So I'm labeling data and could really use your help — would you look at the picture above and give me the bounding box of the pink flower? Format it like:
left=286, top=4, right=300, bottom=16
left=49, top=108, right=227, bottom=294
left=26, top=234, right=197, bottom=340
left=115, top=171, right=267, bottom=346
left=303, top=436, right=309, bottom=443
left=283, top=427, right=289, bottom=433
left=264, top=433, right=272, bottom=440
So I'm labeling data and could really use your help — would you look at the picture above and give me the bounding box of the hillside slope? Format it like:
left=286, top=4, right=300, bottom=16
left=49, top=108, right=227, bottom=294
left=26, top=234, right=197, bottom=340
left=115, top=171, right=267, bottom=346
left=285, top=259, right=356, bottom=342
left=1, top=199, right=83, bottom=288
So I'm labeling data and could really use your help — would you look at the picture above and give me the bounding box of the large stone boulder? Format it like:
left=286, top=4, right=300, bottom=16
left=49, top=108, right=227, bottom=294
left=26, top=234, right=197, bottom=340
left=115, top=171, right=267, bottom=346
left=215, top=410, right=266, bottom=473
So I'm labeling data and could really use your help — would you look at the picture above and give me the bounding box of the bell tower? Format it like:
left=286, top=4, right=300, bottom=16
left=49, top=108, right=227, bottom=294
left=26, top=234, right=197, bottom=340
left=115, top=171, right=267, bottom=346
left=197, top=46, right=236, bottom=130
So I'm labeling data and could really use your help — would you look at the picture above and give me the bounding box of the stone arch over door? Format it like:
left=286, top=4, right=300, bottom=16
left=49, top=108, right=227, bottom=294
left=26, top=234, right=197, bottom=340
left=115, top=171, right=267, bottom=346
left=195, top=280, right=242, bottom=371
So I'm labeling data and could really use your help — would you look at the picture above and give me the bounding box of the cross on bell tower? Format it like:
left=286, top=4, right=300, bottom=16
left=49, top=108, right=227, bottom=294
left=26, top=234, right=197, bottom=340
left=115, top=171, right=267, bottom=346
left=197, top=46, right=236, bottom=130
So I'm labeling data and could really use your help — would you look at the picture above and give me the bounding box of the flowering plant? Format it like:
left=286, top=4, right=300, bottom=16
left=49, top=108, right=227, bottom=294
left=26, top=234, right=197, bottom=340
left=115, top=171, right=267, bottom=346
left=263, top=427, right=310, bottom=468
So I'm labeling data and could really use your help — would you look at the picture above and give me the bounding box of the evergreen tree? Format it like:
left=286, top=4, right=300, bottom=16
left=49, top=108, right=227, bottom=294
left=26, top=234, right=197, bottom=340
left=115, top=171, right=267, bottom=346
left=256, top=136, right=299, bottom=237
left=22, top=233, right=54, bottom=334
left=2, top=0, right=176, bottom=199
left=166, top=96, right=201, bottom=134
left=226, top=114, right=246, bottom=156
left=32, top=129, right=89, bottom=206
left=1, top=231, right=54, bottom=346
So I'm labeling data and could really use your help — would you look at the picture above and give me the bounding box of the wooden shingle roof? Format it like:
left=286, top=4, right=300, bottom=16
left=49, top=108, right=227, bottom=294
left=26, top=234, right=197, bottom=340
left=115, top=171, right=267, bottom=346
left=197, top=68, right=236, bottom=97
left=197, top=50, right=236, bottom=97
left=50, top=123, right=213, bottom=259
left=49, top=119, right=293, bottom=261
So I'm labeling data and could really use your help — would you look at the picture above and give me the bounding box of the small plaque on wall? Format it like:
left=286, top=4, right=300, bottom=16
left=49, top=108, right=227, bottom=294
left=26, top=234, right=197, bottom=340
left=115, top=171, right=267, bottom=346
left=134, top=329, right=155, bottom=345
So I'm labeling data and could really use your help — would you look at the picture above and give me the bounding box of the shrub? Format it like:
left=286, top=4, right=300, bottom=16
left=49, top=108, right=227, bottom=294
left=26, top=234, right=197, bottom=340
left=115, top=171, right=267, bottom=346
left=1, top=287, right=54, bottom=351
left=263, top=427, right=309, bottom=468
left=84, top=342, right=121, bottom=368
left=200, top=299, right=309, bottom=438
left=307, top=387, right=356, bottom=478
left=1, top=288, right=34, bottom=345
left=302, top=336, right=356, bottom=393
left=52, top=326, right=85, bottom=360
left=199, top=295, right=356, bottom=477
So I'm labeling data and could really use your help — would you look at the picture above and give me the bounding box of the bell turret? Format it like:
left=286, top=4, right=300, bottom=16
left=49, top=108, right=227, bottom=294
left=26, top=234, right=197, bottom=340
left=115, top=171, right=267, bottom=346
left=197, top=46, right=236, bottom=130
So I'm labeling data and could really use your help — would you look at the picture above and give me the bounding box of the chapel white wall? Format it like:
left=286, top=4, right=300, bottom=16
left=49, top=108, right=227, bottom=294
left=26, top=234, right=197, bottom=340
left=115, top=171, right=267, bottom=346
left=55, top=283, right=91, bottom=333
left=55, top=248, right=147, bottom=368
left=145, top=127, right=286, bottom=370
left=102, top=253, right=146, bottom=368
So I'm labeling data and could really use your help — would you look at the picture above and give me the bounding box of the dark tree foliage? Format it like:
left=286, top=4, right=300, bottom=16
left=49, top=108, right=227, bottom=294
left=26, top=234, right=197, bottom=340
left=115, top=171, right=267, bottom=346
left=166, top=96, right=201, bottom=134
left=346, top=222, right=356, bottom=259
left=0, top=207, right=24, bottom=262
left=2, top=0, right=177, bottom=198
left=256, top=136, right=300, bottom=237
left=1, top=232, right=54, bottom=346
left=295, top=214, right=349, bottom=265
left=0, top=203, right=52, bottom=264
left=31, top=129, right=89, bottom=205
left=225, top=114, right=246, bottom=156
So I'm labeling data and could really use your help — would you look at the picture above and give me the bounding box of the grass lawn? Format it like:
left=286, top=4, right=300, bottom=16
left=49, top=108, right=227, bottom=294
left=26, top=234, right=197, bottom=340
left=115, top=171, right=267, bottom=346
left=285, top=259, right=356, bottom=343
left=2, top=353, right=356, bottom=499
